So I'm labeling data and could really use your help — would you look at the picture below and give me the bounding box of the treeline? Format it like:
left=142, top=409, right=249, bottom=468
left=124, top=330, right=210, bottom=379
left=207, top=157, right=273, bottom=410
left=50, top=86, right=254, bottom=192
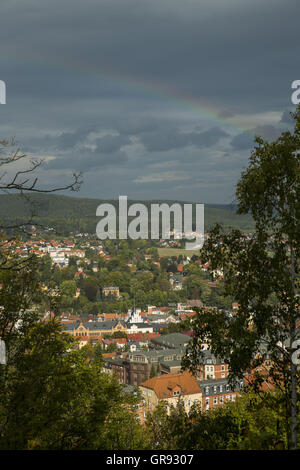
left=0, top=193, right=255, bottom=236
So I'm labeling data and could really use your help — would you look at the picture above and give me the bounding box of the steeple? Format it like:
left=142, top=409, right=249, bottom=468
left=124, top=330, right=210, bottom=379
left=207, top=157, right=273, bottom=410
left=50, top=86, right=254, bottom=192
left=127, top=303, right=142, bottom=324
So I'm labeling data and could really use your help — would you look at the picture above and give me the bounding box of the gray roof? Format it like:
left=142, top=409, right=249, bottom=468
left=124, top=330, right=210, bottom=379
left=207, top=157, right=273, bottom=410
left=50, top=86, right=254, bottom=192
left=127, top=347, right=185, bottom=363
left=160, top=360, right=182, bottom=368
left=150, top=332, right=191, bottom=349
left=63, top=320, right=126, bottom=331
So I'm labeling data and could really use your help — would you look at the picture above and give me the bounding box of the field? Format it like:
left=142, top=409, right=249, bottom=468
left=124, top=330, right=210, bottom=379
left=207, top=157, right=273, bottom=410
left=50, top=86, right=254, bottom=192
left=158, top=247, right=201, bottom=257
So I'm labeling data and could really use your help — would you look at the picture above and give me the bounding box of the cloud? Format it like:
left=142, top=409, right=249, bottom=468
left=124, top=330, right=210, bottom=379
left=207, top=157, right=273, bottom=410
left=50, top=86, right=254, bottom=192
left=0, top=0, right=299, bottom=203
left=46, top=148, right=129, bottom=171
left=95, top=134, right=131, bottom=153
left=231, top=125, right=283, bottom=150
left=280, top=109, right=295, bottom=126
left=133, top=171, right=191, bottom=184
left=139, top=126, right=229, bottom=152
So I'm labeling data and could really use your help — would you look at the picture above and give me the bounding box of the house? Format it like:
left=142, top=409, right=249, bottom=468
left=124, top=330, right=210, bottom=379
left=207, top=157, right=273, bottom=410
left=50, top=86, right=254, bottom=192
left=196, top=350, right=229, bottom=380
left=139, top=371, right=202, bottom=422
left=102, top=286, right=120, bottom=298
left=104, top=357, right=128, bottom=384
left=64, top=319, right=127, bottom=338
left=149, top=332, right=191, bottom=350
left=199, top=377, right=243, bottom=411
left=123, top=348, right=186, bottom=386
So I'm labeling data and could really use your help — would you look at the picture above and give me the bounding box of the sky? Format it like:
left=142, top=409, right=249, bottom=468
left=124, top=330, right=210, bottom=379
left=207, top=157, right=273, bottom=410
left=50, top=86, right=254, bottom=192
left=0, top=0, right=299, bottom=203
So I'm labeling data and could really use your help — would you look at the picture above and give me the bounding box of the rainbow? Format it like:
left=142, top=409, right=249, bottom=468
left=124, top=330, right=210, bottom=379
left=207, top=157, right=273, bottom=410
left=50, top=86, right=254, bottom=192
left=11, top=51, right=254, bottom=137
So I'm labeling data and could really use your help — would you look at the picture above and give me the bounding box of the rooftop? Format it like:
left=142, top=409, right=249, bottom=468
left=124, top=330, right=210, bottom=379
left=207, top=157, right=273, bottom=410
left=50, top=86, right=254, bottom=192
left=140, top=371, right=201, bottom=399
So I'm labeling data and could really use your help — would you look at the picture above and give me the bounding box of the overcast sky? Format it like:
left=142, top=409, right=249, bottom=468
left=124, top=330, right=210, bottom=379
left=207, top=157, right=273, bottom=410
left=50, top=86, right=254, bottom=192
left=0, top=0, right=299, bottom=203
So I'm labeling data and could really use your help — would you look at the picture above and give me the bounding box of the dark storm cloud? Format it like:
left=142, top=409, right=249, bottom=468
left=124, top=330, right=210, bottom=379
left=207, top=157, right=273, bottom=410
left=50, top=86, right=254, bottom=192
left=46, top=148, right=129, bottom=172
left=0, top=0, right=299, bottom=203
left=189, top=127, right=229, bottom=148
left=139, top=129, right=188, bottom=152
left=53, top=126, right=96, bottom=150
left=280, top=109, right=295, bottom=126
left=139, top=126, right=228, bottom=152
left=0, top=0, right=299, bottom=109
left=231, top=125, right=283, bottom=150
left=95, top=134, right=131, bottom=153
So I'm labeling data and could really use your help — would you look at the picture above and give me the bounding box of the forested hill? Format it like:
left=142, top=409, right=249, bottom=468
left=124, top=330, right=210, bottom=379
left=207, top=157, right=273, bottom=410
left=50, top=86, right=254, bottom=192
left=0, top=193, right=254, bottom=234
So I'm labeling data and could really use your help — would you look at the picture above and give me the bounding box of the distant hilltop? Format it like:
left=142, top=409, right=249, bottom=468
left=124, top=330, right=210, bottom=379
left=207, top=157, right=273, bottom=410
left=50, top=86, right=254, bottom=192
left=0, top=193, right=254, bottom=233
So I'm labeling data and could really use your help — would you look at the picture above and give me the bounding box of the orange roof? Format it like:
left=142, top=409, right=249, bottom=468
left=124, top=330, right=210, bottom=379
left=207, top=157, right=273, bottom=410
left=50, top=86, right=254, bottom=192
left=102, top=352, right=118, bottom=358
left=140, top=371, right=201, bottom=399
left=115, top=338, right=127, bottom=344
left=127, top=332, right=143, bottom=342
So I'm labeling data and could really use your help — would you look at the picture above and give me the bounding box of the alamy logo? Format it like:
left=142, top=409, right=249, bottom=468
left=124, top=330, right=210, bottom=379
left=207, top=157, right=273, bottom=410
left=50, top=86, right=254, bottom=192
left=291, top=339, right=300, bottom=366
left=0, top=80, right=6, bottom=104
left=0, top=339, right=6, bottom=365
left=291, top=80, right=300, bottom=105
left=96, top=196, right=204, bottom=250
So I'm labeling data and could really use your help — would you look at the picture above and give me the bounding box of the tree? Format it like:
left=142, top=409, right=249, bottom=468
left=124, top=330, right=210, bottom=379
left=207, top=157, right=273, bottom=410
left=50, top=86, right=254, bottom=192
left=182, top=106, right=300, bottom=449
left=60, top=280, right=77, bottom=298
left=145, top=390, right=290, bottom=450
left=0, top=319, right=144, bottom=449
left=150, top=364, right=156, bottom=378
left=0, top=139, right=81, bottom=253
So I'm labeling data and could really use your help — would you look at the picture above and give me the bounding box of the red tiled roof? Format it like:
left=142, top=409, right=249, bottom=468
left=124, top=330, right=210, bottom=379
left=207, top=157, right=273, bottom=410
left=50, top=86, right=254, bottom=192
left=140, top=371, right=201, bottom=399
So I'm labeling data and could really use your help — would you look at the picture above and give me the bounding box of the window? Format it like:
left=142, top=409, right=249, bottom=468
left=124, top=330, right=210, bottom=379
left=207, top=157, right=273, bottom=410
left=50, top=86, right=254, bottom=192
left=221, top=373, right=225, bottom=378
left=213, top=397, right=218, bottom=405
left=219, top=396, right=224, bottom=404
left=205, top=398, right=209, bottom=410
left=221, top=365, right=225, bottom=371
left=226, top=395, right=230, bottom=402
left=213, top=386, right=217, bottom=394
left=220, top=385, right=223, bottom=393
left=232, top=394, right=236, bottom=402
left=205, top=387, right=210, bottom=395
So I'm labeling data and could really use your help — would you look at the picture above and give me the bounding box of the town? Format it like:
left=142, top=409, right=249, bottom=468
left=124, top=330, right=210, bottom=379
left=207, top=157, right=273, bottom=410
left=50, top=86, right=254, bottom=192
left=2, top=226, right=282, bottom=426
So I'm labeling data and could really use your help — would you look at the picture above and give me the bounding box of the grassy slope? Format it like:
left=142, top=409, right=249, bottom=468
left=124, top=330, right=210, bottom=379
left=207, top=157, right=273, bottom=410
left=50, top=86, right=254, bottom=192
left=0, top=193, right=255, bottom=232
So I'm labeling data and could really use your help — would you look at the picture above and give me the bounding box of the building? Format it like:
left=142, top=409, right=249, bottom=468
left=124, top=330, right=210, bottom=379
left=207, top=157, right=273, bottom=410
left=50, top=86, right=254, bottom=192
left=64, top=319, right=127, bottom=338
left=126, top=348, right=186, bottom=386
left=198, top=377, right=244, bottom=411
left=102, top=286, right=120, bottom=298
left=149, top=332, right=191, bottom=350
left=104, top=357, right=128, bottom=384
left=103, top=347, right=186, bottom=386
left=139, top=371, right=202, bottom=421
left=196, top=350, right=229, bottom=380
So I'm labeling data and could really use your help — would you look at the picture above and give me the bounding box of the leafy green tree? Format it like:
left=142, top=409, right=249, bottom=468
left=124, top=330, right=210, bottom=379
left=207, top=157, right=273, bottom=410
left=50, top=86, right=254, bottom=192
left=182, top=106, right=300, bottom=449
left=150, top=364, right=156, bottom=378
left=0, top=319, right=143, bottom=449
left=60, top=280, right=77, bottom=298
left=145, top=390, right=290, bottom=450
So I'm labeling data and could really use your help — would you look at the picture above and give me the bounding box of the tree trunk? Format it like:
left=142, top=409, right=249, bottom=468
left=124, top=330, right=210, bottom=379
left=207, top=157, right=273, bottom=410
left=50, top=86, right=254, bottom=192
left=291, top=361, right=298, bottom=449
left=290, top=241, right=298, bottom=450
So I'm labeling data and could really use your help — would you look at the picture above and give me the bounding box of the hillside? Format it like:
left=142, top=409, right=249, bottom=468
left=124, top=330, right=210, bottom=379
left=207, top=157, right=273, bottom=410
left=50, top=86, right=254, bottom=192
left=0, top=193, right=255, bottom=234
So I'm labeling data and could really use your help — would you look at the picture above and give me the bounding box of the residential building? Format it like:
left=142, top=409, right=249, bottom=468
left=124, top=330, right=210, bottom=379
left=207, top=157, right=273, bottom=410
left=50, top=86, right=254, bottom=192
left=199, top=377, right=244, bottom=410
left=139, top=371, right=202, bottom=422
